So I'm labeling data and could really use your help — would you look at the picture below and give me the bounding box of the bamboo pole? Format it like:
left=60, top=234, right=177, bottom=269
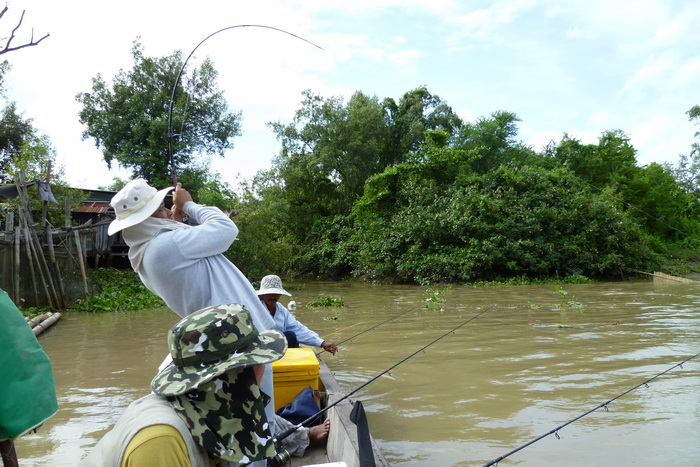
left=74, top=230, right=89, bottom=298
left=15, top=181, right=54, bottom=309
left=16, top=173, right=60, bottom=307
left=25, top=223, right=54, bottom=309
left=26, top=312, right=51, bottom=328
left=32, top=312, right=61, bottom=336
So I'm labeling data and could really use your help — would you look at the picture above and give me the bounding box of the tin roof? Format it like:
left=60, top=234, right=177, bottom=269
left=72, top=201, right=112, bottom=214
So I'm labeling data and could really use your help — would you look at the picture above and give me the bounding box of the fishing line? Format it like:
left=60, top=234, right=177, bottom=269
left=314, top=302, right=426, bottom=356
left=482, top=350, right=700, bottom=467
left=279, top=304, right=496, bottom=443
left=321, top=321, right=362, bottom=339
left=167, top=25, right=324, bottom=186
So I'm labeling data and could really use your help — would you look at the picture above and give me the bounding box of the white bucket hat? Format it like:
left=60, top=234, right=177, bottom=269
left=107, top=179, right=174, bottom=236
left=256, top=275, right=291, bottom=296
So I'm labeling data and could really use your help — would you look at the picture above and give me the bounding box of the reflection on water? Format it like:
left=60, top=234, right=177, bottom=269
left=14, top=281, right=700, bottom=466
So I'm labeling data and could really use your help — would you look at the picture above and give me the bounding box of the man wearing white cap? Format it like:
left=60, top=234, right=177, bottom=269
left=257, top=275, right=338, bottom=355
left=108, top=179, right=277, bottom=466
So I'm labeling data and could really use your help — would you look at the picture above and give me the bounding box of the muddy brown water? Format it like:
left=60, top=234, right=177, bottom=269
left=13, top=280, right=700, bottom=466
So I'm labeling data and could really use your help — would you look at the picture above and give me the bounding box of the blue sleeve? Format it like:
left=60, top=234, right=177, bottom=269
left=277, top=304, right=323, bottom=347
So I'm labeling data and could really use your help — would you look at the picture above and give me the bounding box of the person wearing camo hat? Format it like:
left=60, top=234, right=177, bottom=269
left=80, top=303, right=287, bottom=467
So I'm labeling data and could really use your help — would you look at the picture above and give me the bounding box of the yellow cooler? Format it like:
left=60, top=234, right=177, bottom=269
left=272, top=347, right=320, bottom=411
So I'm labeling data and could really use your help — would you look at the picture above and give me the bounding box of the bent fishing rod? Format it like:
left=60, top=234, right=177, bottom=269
left=167, top=25, right=324, bottom=186
left=315, top=303, right=427, bottom=357
left=278, top=304, right=496, bottom=444
left=482, top=350, right=700, bottom=467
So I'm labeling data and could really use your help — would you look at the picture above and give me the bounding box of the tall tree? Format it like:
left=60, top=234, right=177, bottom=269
left=0, top=102, right=35, bottom=183
left=76, top=40, right=241, bottom=190
left=673, top=105, right=700, bottom=200
left=1, top=4, right=49, bottom=183
left=383, top=86, right=462, bottom=163
left=453, top=110, right=535, bottom=174
left=269, top=87, right=462, bottom=217
left=547, top=129, right=638, bottom=189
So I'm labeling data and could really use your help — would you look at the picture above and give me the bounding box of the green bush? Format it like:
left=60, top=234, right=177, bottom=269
left=69, top=269, right=164, bottom=312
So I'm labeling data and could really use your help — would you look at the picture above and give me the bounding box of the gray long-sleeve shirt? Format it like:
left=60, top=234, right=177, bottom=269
left=136, top=201, right=273, bottom=332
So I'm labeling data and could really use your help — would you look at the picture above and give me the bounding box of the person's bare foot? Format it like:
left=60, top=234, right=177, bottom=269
left=309, top=419, right=330, bottom=445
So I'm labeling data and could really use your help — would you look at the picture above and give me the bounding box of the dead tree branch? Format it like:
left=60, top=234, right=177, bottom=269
left=0, top=6, right=50, bottom=56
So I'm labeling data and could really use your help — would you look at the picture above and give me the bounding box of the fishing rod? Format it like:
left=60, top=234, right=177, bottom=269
left=315, top=303, right=426, bottom=356
left=167, top=25, right=324, bottom=186
left=482, top=350, right=700, bottom=467
left=279, top=304, right=496, bottom=444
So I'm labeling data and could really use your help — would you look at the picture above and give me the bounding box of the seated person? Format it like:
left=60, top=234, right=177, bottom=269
left=257, top=275, right=338, bottom=355
left=81, top=303, right=286, bottom=467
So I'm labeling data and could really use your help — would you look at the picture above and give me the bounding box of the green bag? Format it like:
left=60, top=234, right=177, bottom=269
left=0, top=289, right=58, bottom=440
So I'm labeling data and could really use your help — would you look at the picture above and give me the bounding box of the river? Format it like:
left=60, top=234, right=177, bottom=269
left=13, top=279, right=700, bottom=466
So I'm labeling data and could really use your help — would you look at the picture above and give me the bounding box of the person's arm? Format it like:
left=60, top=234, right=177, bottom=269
left=161, top=180, right=241, bottom=262
left=277, top=304, right=324, bottom=347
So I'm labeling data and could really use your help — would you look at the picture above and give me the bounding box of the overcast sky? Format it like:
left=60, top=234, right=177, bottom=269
left=3, top=0, right=700, bottom=190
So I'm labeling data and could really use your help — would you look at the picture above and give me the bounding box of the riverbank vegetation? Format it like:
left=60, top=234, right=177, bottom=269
left=67, top=45, right=700, bottom=286
left=6, top=38, right=700, bottom=316
left=225, top=91, right=700, bottom=285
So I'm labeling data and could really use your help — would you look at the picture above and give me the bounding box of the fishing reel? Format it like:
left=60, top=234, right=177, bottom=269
left=268, top=447, right=291, bottom=467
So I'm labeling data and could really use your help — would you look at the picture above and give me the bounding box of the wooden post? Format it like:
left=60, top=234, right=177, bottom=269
left=2, top=211, right=13, bottom=296
left=45, top=226, right=67, bottom=308
left=41, top=161, right=51, bottom=228
left=0, top=439, right=19, bottom=467
left=74, top=230, right=89, bottom=298
left=13, top=223, right=20, bottom=304
left=20, top=224, right=40, bottom=307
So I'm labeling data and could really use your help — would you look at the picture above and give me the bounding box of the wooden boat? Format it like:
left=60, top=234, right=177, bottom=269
left=281, top=356, right=390, bottom=467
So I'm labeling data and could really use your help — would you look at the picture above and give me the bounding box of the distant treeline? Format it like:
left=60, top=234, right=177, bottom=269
left=226, top=87, right=700, bottom=284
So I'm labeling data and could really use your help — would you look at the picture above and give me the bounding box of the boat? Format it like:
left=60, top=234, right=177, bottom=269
left=273, top=351, right=390, bottom=467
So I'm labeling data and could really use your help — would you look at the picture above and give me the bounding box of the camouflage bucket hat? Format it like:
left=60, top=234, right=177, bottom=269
left=151, top=303, right=287, bottom=396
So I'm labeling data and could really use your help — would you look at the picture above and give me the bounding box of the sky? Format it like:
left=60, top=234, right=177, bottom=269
left=3, top=0, right=700, bottom=190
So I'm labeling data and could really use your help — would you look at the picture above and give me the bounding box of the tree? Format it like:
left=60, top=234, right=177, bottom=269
left=352, top=163, right=655, bottom=283
left=547, top=130, right=638, bottom=189
left=383, top=86, right=462, bottom=163
left=0, top=102, right=35, bottom=183
left=1, top=5, right=49, bottom=183
left=673, top=105, right=700, bottom=199
left=626, top=162, right=698, bottom=241
left=452, top=110, right=536, bottom=174
left=268, top=87, right=462, bottom=221
left=76, top=40, right=241, bottom=190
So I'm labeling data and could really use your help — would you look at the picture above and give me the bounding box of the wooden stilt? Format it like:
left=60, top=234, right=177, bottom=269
left=21, top=225, right=40, bottom=306
left=0, top=439, right=19, bottom=467
left=74, top=230, right=89, bottom=298
left=45, top=227, right=67, bottom=308
left=12, top=221, right=20, bottom=304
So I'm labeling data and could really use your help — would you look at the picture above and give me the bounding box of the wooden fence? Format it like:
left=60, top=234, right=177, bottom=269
left=0, top=174, right=106, bottom=308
